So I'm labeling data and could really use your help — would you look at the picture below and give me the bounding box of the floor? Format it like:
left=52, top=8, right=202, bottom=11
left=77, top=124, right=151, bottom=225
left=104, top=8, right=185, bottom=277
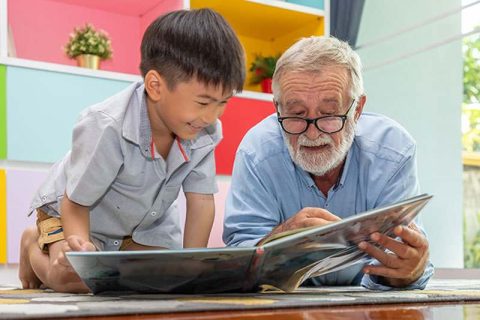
left=0, top=264, right=21, bottom=287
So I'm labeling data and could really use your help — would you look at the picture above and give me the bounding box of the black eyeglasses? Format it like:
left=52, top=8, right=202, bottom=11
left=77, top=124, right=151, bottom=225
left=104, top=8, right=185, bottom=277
left=277, top=99, right=356, bottom=135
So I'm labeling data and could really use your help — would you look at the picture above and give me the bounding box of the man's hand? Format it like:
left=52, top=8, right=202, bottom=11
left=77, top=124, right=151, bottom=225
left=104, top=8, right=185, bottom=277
left=358, top=222, right=429, bottom=287
left=259, top=207, right=341, bottom=245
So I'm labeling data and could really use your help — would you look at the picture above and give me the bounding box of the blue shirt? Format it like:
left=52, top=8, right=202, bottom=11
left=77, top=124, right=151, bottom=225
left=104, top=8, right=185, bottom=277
left=224, top=112, right=433, bottom=290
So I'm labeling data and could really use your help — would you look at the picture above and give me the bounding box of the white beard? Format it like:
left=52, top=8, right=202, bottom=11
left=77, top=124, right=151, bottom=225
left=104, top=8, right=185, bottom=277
left=284, top=119, right=355, bottom=176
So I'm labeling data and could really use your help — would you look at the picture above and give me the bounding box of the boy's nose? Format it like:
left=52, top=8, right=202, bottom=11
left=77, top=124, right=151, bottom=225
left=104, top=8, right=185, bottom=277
left=201, top=107, right=220, bottom=125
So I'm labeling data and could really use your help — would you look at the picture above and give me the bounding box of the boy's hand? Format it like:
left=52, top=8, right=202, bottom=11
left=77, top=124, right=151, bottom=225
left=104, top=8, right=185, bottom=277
left=65, top=235, right=96, bottom=252
left=56, top=235, right=96, bottom=269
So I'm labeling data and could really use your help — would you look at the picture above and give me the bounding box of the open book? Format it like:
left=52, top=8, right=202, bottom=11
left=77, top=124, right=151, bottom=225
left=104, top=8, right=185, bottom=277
left=67, top=193, right=432, bottom=294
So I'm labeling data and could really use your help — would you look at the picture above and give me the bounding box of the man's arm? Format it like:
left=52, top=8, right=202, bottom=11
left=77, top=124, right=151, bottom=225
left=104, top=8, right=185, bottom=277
left=359, top=144, right=433, bottom=289
left=183, top=192, right=215, bottom=248
left=224, top=148, right=341, bottom=247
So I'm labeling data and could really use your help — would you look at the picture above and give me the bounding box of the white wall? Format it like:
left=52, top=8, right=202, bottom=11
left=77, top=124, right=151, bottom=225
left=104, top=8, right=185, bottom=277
left=356, top=0, right=463, bottom=267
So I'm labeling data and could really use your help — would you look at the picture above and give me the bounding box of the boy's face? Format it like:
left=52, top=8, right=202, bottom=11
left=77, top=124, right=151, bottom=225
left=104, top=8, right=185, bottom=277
left=147, top=74, right=232, bottom=140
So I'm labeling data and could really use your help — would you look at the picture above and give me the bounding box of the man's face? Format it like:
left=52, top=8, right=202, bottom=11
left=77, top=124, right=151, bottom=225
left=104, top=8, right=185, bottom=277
left=277, top=66, right=357, bottom=176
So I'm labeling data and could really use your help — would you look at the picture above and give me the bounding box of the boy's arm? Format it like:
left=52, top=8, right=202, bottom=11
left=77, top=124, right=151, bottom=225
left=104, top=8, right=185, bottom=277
left=183, top=192, right=215, bottom=248
left=60, top=193, right=95, bottom=251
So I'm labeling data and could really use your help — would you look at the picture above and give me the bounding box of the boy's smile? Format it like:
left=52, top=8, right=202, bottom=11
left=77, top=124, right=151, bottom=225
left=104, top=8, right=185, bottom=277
left=145, top=72, right=233, bottom=142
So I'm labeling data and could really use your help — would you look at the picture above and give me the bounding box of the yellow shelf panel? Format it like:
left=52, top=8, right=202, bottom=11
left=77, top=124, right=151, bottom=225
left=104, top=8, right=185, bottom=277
left=191, top=0, right=325, bottom=93
left=0, top=170, right=6, bottom=263
left=191, top=0, right=323, bottom=40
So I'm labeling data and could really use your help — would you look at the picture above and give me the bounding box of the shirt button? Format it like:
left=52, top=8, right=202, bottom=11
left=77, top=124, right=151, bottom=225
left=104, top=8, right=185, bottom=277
left=151, top=211, right=157, bottom=216
left=113, top=240, right=120, bottom=246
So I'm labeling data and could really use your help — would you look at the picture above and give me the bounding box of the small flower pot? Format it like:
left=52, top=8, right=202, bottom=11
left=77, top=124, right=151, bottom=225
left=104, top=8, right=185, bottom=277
left=261, top=78, right=273, bottom=93
left=76, top=54, right=101, bottom=70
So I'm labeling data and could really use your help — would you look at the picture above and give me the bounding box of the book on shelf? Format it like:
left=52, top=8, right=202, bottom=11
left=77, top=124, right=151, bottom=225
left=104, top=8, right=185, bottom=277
left=67, top=193, right=433, bottom=294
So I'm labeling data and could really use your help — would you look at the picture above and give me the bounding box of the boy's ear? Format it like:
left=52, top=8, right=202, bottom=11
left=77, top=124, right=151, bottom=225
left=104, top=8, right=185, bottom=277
left=144, top=70, right=166, bottom=102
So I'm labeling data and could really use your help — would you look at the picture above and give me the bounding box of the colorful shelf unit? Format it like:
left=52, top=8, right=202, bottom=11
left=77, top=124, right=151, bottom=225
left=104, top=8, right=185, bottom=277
left=0, top=0, right=328, bottom=262
left=190, top=0, right=327, bottom=92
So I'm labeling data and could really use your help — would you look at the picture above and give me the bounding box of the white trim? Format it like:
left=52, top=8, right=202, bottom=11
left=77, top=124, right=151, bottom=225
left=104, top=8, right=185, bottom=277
left=356, top=0, right=480, bottom=50
left=364, top=29, right=480, bottom=71
left=0, top=55, right=273, bottom=100
left=323, top=0, right=330, bottom=36
left=246, top=0, right=324, bottom=16
left=183, top=0, right=190, bottom=10
left=0, top=0, right=8, bottom=58
left=0, top=160, right=53, bottom=171
left=236, top=90, right=273, bottom=102
left=0, top=56, right=141, bottom=82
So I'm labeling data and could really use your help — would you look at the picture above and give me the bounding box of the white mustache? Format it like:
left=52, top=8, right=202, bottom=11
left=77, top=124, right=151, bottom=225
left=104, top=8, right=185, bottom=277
left=297, top=135, right=333, bottom=147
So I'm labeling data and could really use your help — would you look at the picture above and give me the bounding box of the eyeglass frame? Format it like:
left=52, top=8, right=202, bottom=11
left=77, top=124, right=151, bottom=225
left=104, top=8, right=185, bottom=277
left=276, top=99, right=357, bottom=135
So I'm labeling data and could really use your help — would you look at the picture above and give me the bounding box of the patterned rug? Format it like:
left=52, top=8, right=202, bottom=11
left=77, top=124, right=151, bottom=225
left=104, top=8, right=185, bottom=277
left=1, top=279, right=480, bottom=319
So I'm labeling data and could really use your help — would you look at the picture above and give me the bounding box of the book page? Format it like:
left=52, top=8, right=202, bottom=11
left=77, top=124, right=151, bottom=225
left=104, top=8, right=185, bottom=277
left=257, top=194, right=433, bottom=292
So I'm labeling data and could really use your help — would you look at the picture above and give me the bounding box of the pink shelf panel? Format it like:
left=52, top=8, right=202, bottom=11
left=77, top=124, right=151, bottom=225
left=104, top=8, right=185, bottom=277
left=8, top=0, right=182, bottom=74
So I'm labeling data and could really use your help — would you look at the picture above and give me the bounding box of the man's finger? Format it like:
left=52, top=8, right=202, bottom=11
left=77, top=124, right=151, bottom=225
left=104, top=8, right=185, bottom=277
left=370, top=232, right=417, bottom=259
left=394, top=225, right=428, bottom=249
left=302, top=207, right=341, bottom=221
left=363, top=264, right=403, bottom=279
left=358, top=241, right=402, bottom=268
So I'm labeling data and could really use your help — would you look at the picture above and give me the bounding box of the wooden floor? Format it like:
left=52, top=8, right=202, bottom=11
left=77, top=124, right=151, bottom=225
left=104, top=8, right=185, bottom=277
left=48, top=302, right=480, bottom=320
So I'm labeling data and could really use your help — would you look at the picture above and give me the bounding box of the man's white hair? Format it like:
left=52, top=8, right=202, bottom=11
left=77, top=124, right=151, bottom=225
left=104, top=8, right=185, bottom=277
left=272, top=36, right=364, bottom=102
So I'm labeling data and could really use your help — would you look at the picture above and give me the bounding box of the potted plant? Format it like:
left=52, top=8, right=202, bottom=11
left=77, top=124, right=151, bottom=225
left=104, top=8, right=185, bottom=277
left=64, top=23, right=113, bottom=70
left=249, top=53, right=280, bottom=93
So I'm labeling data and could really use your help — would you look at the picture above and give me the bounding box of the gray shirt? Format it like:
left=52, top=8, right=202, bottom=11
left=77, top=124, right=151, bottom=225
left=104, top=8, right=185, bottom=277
left=30, top=82, right=222, bottom=251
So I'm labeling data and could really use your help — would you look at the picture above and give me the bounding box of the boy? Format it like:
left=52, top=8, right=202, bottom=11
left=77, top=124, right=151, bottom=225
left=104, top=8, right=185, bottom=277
left=19, top=8, right=245, bottom=293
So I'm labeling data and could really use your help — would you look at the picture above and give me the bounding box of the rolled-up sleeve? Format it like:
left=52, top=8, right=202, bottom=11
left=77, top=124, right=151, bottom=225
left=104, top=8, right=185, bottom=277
left=182, top=149, right=218, bottom=194
left=66, top=111, right=123, bottom=206
left=361, top=142, right=434, bottom=289
left=223, top=149, right=281, bottom=247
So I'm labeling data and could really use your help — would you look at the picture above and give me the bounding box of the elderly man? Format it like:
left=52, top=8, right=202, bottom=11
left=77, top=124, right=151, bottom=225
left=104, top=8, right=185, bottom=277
left=223, top=36, right=433, bottom=290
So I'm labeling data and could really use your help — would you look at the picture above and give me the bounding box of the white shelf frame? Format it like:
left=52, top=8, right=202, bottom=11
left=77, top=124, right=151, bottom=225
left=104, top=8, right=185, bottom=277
left=246, top=0, right=325, bottom=17
left=0, top=56, right=274, bottom=101
left=0, top=0, right=332, bottom=101
left=0, top=0, right=7, bottom=58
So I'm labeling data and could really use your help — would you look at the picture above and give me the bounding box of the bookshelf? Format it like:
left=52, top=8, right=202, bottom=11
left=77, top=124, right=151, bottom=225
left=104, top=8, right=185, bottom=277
left=0, top=0, right=328, bottom=262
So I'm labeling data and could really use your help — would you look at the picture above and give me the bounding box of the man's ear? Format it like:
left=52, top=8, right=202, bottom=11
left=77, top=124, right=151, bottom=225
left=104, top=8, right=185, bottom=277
left=273, top=99, right=279, bottom=113
left=144, top=70, right=166, bottom=102
left=354, top=95, right=367, bottom=121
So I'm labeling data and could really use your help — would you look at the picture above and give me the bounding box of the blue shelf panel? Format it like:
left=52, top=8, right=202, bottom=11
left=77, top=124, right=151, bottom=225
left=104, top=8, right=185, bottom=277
left=7, top=66, right=132, bottom=163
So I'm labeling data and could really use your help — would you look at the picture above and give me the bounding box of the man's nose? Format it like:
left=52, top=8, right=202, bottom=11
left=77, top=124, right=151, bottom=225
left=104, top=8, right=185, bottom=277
left=304, top=121, right=321, bottom=140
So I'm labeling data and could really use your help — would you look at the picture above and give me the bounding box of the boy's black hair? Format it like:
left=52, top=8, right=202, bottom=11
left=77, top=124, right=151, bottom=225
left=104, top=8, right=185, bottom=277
left=140, top=8, right=245, bottom=94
